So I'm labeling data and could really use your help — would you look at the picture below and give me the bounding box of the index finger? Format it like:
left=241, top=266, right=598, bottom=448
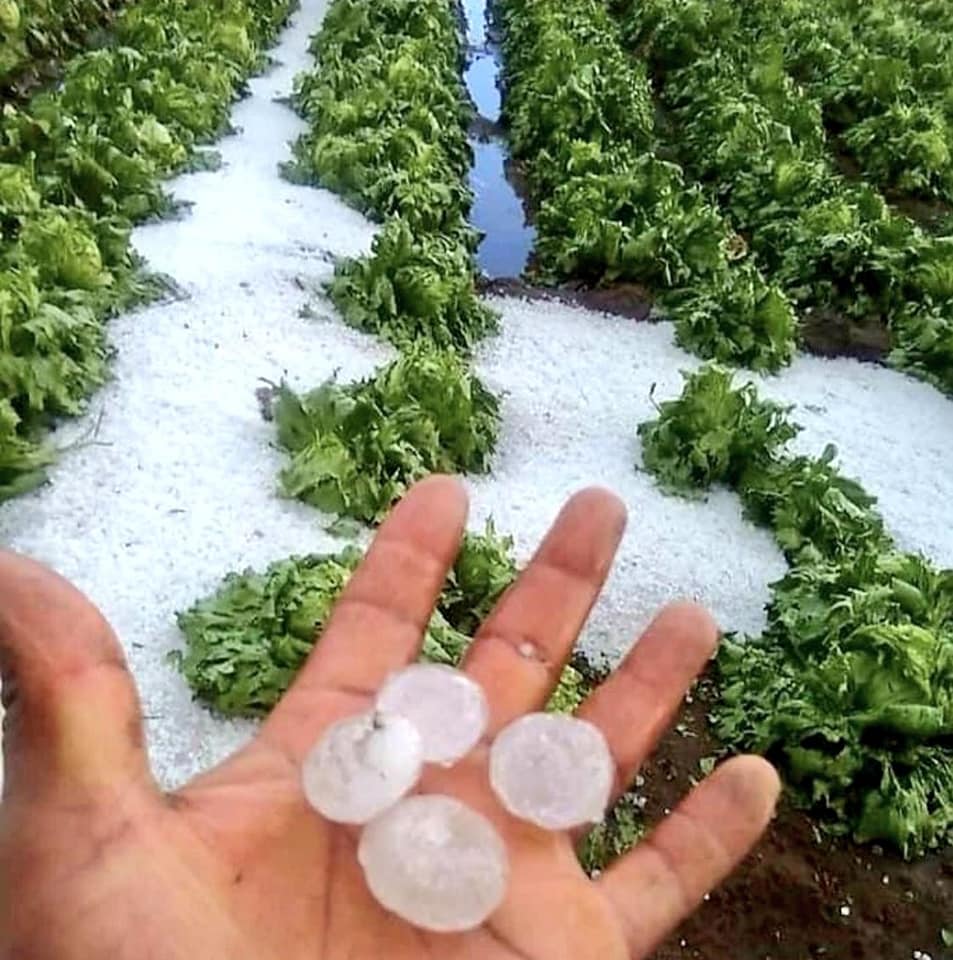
left=260, top=474, right=468, bottom=760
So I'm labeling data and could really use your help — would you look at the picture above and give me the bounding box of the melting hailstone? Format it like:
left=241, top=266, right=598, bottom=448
left=489, top=712, right=613, bottom=829
left=376, top=663, right=489, bottom=765
left=301, top=710, right=423, bottom=824
left=358, top=794, right=509, bottom=932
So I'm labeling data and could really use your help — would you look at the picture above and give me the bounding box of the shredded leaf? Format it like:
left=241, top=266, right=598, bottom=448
left=274, top=343, right=500, bottom=524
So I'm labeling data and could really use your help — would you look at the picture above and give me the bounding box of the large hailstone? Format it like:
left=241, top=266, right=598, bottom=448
left=376, top=663, right=489, bottom=765
left=489, top=713, right=614, bottom=830
left=301, top=710, right=423, bottom=824
left=358, top=794, right=509, bottom=931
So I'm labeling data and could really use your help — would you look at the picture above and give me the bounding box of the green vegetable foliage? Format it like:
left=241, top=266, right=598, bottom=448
left=274, top=343, right=500, bottom=523
left=0, top=0, right=295, bottom=501
left=496, top=0, right=798, bottom=372
left=639, top=365, right=953, bottom=856
left=289, top=0, right=495, bottom=352
left=638, top=365, right=798, bottom=495
left=327, top=219, right=498, bottom=354
left=615, top=0, right=953, bottom=395
left=176, top=523, right=568, bottom=717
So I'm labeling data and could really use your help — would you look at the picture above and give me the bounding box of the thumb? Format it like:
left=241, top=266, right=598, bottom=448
left=0, top=551, right=152, bottom=800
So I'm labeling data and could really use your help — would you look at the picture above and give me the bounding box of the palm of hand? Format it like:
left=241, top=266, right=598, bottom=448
left=0, top=478, right=779, bottom=960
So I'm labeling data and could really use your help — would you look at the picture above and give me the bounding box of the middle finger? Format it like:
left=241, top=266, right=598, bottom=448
left=462, top=488, right=626, bottom=735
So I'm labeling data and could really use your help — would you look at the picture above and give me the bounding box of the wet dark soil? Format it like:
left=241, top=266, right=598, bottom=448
left=477, top=275, right=655, bottom=322
left=479, top=275, right=895, bottom=369
left=830, top=135, right=953, bottom=233
left=798, top=307, right=892, bottom=365
left=888, top=191, right=953, bottom=234
left=474, top=183, right=897, bottom=364
left=642, top=681, right=952, bottom=960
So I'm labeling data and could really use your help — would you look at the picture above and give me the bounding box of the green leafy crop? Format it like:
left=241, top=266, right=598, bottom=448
left=639, top=366, right=953, bottom=856
left=637, top=365, right=797, bottom=495
left=0, top=0, right=296, bottom=501
left=175, top=547, right=364, bottom=717
left=741, top=447, right=889, bottom=565
left=327, top=219, right=498, bottom=354
left=496, top=0, right=797, bottom=373
left=1, top=0, right=115, bottom=90
left=274, top=344, right=500, bottom=524
left=440, top=520, right=518, bottom=635
left=668, top=264, right=798, bottom=372
left=291, top=25, right=472, bottom=235
left=717, top=557, right=953, bottom=857
left=289, top=0, right=494, bottom=356
left=175, top=523, right=574, bottom=718
left=615, top=0, right=953, bottom=395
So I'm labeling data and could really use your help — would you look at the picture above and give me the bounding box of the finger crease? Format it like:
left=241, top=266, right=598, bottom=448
left=332, top=595, right=428, bottom=636
left=535, top=555, right=612, bottom=592
left=325, top=680, right=377, bottom=701
left=666, top=806, right=736, bottom=873
left=485, top=923, right=537, bottom=960
left=631, top=833, right=694, bottom=916
left=363, top=535, right=449, bottom=592
left=476, top=633, right=556, bottom=671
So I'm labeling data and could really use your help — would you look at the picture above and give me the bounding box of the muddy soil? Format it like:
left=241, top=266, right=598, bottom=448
left=798, top=307, right=892, bottom=365
left=642, top=681, right=952, bottom=960
left=478, top=276, right=655, bottom=322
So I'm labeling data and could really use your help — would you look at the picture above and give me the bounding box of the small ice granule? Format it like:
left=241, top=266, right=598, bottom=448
left=301, top=710, right=423, bottom=824
left=489, top=713, right=614, bottom=829
left=376, top=663, right=489, bottom=765
left=358, top=794, right=508, bottom=932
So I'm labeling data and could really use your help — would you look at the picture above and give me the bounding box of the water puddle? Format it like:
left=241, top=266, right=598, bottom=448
left=464, top=52, right=501, bottom=122
left=462, top=0, right=534, bottom=278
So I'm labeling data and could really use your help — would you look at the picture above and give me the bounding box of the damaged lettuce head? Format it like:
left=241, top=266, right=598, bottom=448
left=172, top=525, right=512, bottom=717
left=716, top=550, right=953, bottom=858
left=273, top=343, right=500, bottom=524
left=173, top=522, right=591, bottom=719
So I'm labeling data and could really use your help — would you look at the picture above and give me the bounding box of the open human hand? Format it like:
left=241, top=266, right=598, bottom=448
left=0, top=476, right=779, bottom=959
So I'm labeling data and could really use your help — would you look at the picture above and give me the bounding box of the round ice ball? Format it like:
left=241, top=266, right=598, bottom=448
left=301, top=710, right=423, bottom=824
left=358, top=793, right=509, bottom=932
left=489, top=712, right=614, bottom=830
left=376, top=663, right=489, bottom=765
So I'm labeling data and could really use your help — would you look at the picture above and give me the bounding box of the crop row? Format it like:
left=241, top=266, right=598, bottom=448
left=276, top=0, right=501, bottom=525
left=0, top=0, right=294, bottom=502
left=497, top=0, right=798, bottom=373
left=740, top=0, right=953, bottom=206
left=633, top=0, right=953, bottom=207
left=0, top=0, right=119, bottom=91
left=289, top=0, right=495, bottom=354
left=617, top=0, right=953, bottom=397
left=639, top=365, right=953, bottom=857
